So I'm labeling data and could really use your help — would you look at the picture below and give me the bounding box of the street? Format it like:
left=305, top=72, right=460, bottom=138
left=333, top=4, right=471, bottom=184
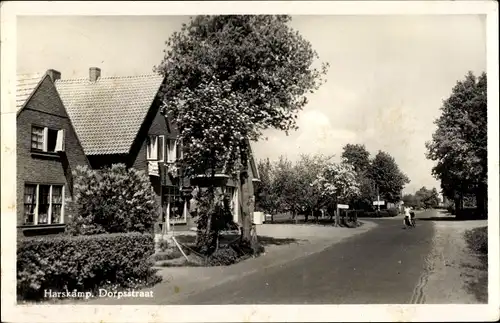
left=171, top=210, right=436, bottom=304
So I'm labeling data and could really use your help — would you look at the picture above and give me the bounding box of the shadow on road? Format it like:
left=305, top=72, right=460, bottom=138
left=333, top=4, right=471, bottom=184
left=257, top=236, right=299, bottom=246
left=419, top=216, right=486, bottom=222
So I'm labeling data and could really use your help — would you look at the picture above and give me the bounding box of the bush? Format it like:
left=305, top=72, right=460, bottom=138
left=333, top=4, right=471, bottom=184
left=381, top=208, right=399, bottom=217
left=66, top=164, right=158, bottom=235
left=206, top=239, right=264, bottom=267
left=207, top=247, right=241, bottom=266
left=464, top=226, right=488, bottom=254
left=17, top=232, right=161, bottom=301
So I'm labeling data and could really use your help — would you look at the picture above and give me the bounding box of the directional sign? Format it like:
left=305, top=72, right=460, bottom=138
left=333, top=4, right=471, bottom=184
left=337, top=204, right=349, bottom=209
left=373, top=201, right=385, bottom=206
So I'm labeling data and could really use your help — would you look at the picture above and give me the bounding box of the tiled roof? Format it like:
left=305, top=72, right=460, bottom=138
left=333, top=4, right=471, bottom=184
left=16, top=72, right=46, bottom=112
left=55, top=74, right=165, bottom=155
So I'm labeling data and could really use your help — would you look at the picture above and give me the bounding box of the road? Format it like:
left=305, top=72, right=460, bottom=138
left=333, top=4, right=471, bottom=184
left=171, top=210, right=436, bottom=304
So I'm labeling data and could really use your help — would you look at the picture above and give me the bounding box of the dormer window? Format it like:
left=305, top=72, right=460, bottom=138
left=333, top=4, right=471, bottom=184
left=147, top=135, right=164, bottom=161
left=31, top=126, right=65, bottom=153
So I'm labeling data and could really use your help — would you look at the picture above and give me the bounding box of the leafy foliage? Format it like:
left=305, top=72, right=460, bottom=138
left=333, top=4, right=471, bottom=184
left=294, top=154, right=333, bottom=219
left=368, top=151, right=410, bottom=203
left=191, top=187, right=234, bottom=255
left=403, top=187, right=440, bottom=209
left=65, top=164, right=158, bottom=235
left=426, top=71, right=487, bottom=214
left=312, top=158, right=361, bottom=206
left=154, top=15, right=329, bottom=179
left=255, top=158, right=283, bottom=218
left=341, top=144, right=371, bottom=173
left=154, top=15, right=329, bottom=250
left=341, top=144, right=377, bottom=210
left=17, top=233, right=161, bottom=301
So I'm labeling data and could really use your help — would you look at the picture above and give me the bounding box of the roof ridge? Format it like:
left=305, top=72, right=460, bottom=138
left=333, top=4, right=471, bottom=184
left=56, top=73, right=163, bottom=83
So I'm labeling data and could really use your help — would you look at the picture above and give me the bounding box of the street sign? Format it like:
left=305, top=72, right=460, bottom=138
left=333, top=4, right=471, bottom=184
left=373, top=201, right=385, bottom=206
left=338, top=204, right=349, bottom=209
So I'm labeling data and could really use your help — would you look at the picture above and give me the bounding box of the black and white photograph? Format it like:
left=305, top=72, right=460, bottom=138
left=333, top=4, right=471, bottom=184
left=1, top=1, right=499, bottom=322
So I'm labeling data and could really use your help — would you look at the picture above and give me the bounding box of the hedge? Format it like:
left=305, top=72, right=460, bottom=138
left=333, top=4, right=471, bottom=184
left=356, top=208, right=399, bottom=218
left=17, top=232, right=161, bottom=301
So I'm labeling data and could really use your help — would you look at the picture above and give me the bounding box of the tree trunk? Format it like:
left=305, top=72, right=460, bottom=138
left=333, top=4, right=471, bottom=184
left=240, top=171, right=252, bottom=242
left=335, top=205, right=340, bottom=227
left=476, top=183, right=487, bottom=219
left=271, top=213, right=274, bottom=223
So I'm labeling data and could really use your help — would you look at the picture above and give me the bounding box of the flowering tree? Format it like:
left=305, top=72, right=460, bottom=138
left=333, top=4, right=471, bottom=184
left=154, top=15, right=328, bottom=254
left=312, top=159, right=361, bottom=226
left=294, top=154, right=332, bottom=222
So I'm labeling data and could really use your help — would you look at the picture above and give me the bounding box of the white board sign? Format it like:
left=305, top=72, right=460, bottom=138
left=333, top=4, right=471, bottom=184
left=148, top=161, right=160, bottom=177
left=337, top=204, right=349, bottom=209
left=373, top=201, right=385, bottom=206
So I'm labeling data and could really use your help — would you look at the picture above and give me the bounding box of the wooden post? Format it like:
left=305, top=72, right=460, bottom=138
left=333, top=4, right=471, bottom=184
left=335, top=203, right=340, bottom=227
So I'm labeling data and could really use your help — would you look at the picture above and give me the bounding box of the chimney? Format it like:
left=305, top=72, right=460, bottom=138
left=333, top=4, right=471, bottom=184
left=46, top=69, right=61, bottom=82
left=89, top=67, right=101, bottom=82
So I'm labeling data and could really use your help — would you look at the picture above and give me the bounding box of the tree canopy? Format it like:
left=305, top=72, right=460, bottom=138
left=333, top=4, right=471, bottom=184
left=368, top=151, right=410, bottom=203
left=425, top=71, right=487, bottom=214
left=403, top=187, right=440, bottom=209
left=155, top=15, right=329, bottom=178
left=341, top=144, right=371, bottom=173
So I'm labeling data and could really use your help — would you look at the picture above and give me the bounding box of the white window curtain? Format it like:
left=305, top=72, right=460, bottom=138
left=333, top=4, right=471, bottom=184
left=166, top=139, right=177, bottom=163
left=147, top=136, right=158, bottom=160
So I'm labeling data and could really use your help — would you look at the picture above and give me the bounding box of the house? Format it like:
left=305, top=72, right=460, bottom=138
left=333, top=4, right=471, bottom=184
left=16, top=70, right=90, bottom=236
left=17, top=67, right=260, bottom=235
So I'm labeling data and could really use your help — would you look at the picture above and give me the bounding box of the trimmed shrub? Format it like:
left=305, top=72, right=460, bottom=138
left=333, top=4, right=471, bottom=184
left=207, top=247, right=241, bottom=266
left=65, top=164, right=158, bottom=235
left=17, top=232, right=161, bottom=301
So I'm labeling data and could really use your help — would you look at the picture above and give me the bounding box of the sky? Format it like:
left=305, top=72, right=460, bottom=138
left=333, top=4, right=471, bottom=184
left=17, top=15, right=486, bottom=194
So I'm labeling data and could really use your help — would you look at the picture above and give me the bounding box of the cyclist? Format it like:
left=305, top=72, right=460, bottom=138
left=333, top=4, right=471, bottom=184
left=403, top=206, right=414, bottom=228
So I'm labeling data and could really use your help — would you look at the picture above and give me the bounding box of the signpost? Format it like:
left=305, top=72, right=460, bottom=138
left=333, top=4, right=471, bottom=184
left=335, top=203, right=349, bottom=227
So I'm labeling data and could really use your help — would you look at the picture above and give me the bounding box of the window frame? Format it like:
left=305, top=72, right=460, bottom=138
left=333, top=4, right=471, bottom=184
left=166, top=138, right=177, bottom=163
left=23, top=183, right=65, bottom=226
left=146, top=135, right=165, bottom=161
left=30, top=125, right=65, bottom=153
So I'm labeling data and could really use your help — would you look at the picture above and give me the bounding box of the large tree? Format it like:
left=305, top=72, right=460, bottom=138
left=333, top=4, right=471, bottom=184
left=341, top=144, right=371, bottom=173
left=368, top=151, right=410, bottom=204
left=155, top=15, right=328, bottom=253
left=341, top=144, right=376, bottom=210
left=426, top=71, right=487, bottom=216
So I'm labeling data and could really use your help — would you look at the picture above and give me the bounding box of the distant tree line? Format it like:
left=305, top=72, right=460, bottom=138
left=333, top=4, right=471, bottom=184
left=255, top=144, right=410, bottom=221
left=402, top=187, right=440, bottom=210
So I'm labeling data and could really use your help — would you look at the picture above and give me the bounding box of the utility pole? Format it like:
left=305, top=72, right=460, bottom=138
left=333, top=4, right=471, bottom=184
left=376, top=186, right=380, bottom=212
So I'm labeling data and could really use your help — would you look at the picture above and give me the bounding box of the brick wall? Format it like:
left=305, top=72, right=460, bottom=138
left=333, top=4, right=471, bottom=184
left=16, top=76, right=89, bottom=233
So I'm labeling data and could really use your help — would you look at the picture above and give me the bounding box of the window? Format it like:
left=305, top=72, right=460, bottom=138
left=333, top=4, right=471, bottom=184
left=147, top=135, right=164, bottom=161
left=166, top=139, right=177, bottom=163
left=163, top=186, right=187, bottom=224
left=31, top=126, right=64, bottom=153
left=23, top=184, right=64, bottom=225
left=23, top=185, right=37, bottom=225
